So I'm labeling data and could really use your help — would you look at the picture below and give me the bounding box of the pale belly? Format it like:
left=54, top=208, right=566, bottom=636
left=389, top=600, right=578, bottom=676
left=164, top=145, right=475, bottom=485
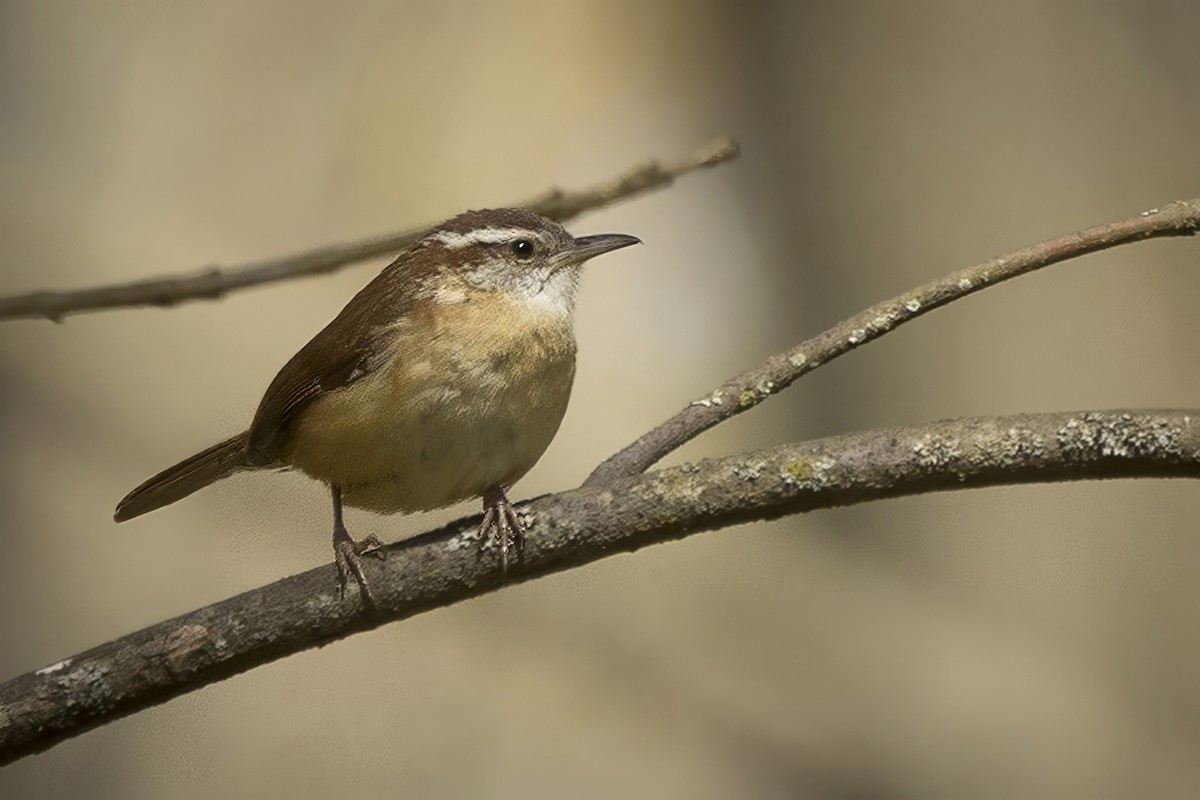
left=284, top=307, right=577, bottom=513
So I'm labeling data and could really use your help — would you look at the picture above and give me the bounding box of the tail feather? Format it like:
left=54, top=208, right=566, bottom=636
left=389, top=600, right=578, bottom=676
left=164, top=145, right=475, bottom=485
left=114, top=432, right=251, bottom=522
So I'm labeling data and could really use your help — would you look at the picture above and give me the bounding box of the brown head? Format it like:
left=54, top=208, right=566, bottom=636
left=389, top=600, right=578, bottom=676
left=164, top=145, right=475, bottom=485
left=408, top=208, right=641, bottom=315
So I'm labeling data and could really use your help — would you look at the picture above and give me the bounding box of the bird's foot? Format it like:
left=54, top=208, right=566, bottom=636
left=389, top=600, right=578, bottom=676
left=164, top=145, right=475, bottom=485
left=479, top=486, right=524, bottom=573
left=333, top=525, right=386, bottom=605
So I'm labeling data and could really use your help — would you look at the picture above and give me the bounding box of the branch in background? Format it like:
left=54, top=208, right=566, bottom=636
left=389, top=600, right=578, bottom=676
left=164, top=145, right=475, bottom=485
left=586, top=198, right=1200, bottom=485
left=2, top=408, right=1198, bottom=765
left=0, top=137, right=739, bottom=322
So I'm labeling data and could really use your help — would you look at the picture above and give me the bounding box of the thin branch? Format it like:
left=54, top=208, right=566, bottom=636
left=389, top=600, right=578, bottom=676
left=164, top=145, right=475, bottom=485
left=3, top=408, right=1198, bottom=765
left=586, top=199, right=1200, bottom=485
left=0, top=137, right=739, bottom=322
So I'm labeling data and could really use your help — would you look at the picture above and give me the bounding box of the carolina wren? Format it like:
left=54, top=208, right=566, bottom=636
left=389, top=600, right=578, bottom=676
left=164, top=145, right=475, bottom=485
left=114, top=208, right=640, bottom=604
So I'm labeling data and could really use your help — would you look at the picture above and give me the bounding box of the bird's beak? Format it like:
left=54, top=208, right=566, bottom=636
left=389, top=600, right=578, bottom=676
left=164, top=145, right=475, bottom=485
left=571, top=233, right=642, bottom=263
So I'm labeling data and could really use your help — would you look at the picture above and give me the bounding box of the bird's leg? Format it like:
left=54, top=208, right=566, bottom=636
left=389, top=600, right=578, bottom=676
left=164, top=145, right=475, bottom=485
left=330, top=484, right=385, bottom=605
left=479, top=485, right=524, bottom=573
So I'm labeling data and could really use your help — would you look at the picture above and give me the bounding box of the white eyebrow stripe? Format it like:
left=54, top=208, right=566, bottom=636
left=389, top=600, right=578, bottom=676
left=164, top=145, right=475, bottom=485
left=426, top=227, right=535, bottom=249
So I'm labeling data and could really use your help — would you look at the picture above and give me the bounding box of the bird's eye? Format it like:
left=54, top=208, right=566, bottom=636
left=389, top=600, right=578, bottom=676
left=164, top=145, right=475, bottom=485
left=511, top=239, right=535, bottom=261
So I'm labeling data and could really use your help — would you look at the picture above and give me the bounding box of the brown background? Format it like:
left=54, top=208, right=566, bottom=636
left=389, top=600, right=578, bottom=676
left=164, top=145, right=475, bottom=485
left=3, top=2, right=1200, bottom=797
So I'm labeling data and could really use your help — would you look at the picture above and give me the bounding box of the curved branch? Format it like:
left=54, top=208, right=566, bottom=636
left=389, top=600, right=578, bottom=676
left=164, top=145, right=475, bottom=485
left=0, top=137, right=739, bottom=322
left=586, top=199, right=1200, bottom=485
left=3, top=408, right=1198, bottom=765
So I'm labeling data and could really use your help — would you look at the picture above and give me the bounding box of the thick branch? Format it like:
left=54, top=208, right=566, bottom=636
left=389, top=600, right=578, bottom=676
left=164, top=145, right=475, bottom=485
left=586, top=199, right=1200, bottom=485
left=3, top=408, right=1198, bottom=765
left=0, top=137, right=738, bottom=322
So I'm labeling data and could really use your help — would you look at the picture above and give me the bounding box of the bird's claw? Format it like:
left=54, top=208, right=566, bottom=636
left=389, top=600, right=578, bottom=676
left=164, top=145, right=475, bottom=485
left=333, top=528, right=386, bottom=606
left=479, top=487, right=524, bottom=573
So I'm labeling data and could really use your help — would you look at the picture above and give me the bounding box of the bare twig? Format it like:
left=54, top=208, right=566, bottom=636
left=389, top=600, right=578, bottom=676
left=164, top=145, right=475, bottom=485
left=585, top=199, right=1200, bottom=486
left=0, top=137, right=739, bottom=322
left=2, top=408, right=1198, bottom=765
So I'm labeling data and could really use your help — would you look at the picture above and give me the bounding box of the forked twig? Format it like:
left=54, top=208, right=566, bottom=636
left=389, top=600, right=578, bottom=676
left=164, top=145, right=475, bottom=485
left=587, top=199, right=1200, bottom=485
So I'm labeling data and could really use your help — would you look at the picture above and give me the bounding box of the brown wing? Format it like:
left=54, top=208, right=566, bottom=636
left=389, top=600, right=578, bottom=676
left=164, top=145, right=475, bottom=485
left=244, top=253, right=429, bottom=466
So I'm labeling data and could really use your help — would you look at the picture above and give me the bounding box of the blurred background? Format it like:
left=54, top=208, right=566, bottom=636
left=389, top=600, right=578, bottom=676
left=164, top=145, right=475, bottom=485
left=3, top=1, right=1200, bottom=797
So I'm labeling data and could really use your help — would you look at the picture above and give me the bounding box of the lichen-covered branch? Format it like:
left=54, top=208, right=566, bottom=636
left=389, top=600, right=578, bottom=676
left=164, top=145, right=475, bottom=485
left=0, top=137, right=738, bottom=322
left=3, top=408, right=1197, bottom=765
left=586, top=199, right=1200, bottom=485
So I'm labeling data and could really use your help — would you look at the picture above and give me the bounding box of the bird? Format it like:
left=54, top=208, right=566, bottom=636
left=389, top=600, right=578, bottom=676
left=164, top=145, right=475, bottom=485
left=114, top=208, right=641, bottom=605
